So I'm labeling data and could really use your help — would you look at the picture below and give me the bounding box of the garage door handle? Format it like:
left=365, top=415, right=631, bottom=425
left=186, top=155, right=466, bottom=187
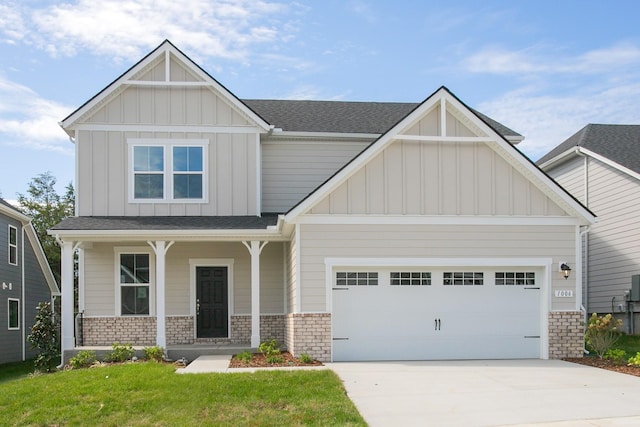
left=435, top=318, right=441, bottom=331
left=333, top=337, right=349, bottom=341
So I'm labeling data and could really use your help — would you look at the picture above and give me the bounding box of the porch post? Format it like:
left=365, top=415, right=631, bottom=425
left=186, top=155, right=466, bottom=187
left=148, top=241, right=174, bottom=350
left=60, top=239, right=75, bottom=362
left=243, top=241, right=269, bottom=348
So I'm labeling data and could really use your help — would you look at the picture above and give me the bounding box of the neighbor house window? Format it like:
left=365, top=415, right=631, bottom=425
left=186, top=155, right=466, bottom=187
left=129, top=139, right=207, bottom=202
left=443, top=272, right=484, bottom=286
left=8, top=225, right=17, bottom=266
left=119, top=254, right=150, bottom=315
left=8, top=298, right=19, bottom=330
left=336, top=272, right=379, bottom=286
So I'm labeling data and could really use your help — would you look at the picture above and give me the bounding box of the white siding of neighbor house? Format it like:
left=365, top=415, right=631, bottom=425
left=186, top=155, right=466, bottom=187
left=297, top=224, right=577, bottom=313
left=74, top=54, right=261, bottom=216
left=82, top=242, right=284, bottom=317
left=546, top=157, right=586, bottom=203
left=310, top=140, right=569, bottom=217
left=261, top=139, right=371, bottom=213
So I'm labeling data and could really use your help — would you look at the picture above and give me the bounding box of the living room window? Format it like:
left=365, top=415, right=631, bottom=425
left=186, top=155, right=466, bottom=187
left=118, top=252, right=152, bottom=316
left=8, top=298, right=19, bottom=330
left=129, top=139, right=207, bottom=202
left=8, top=225, right=17, bottom=266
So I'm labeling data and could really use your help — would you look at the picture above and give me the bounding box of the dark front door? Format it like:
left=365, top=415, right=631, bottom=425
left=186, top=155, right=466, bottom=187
left=196, top=267, right=228, bottom=338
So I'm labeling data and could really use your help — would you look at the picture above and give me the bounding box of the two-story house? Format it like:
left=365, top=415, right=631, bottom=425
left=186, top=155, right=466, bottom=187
left=51, top=40, right=595, bottom=363
left=0, top=198, right=60, bottom=364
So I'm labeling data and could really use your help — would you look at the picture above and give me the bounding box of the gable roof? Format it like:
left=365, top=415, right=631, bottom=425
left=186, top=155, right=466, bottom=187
left=244, top=99, right=523, bottom=142
left=60, top=40, right=271, bottom=136
left=0, top=197, right=29, bottom=222
left=284, top=86, right=596, bottom=224
left=537, top=124, right=640, bottom=174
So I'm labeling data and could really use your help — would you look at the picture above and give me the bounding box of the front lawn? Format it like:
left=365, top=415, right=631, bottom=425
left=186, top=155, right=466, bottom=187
left=614, top=334, right=640, bottom=355
left=0, top=362, right=365, bottom=426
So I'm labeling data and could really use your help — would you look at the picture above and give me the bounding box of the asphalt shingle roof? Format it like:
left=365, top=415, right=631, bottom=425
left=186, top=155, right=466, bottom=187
left=51, top=214, right=279, bottom=231
left=537, top=124, right=640, bottom=173
left=243, top=99, right=522, bottom=139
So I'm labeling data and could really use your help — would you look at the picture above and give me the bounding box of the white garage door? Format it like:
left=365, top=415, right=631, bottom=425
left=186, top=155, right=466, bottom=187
left=332, top=267, right=541, bottom=361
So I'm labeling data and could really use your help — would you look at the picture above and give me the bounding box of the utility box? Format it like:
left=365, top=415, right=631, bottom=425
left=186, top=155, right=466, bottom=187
left=632, top=275, right=640, bottom=302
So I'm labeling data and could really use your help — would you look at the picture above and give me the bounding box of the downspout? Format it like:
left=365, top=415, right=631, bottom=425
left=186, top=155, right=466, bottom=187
left=21, top=226, right=26, bottom=361
left=574, top=147, right=590, bottom=316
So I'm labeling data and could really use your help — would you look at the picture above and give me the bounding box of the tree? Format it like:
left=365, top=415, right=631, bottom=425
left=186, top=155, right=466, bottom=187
left=28, top=302, right=60, bottom=372
left=17, top=171, right=75, bottom=283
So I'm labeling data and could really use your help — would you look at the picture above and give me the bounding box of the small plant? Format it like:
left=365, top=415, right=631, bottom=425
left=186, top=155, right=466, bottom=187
left=105, top=343, right=134, bottom=363
left=585, top=313, right=623, bottom=359
left=236, top=351, right=253, bottom=364
left=298, top=353, right=314, bottom=364
left=69, top=350, right=97, bottom=369
left=628, top=352, right=640, bottom=366
left=143, top=346, right=164, bottom=362
left=266, top=355, right=285, bottom=364
left=27, top=302, right=60, bottom=373
left=258, top=339, right=281, bottom=357
left=603, top=348, right=627, bottom=365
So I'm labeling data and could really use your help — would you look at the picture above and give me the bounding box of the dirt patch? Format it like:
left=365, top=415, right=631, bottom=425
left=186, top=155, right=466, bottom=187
left=564, top=357, right=640, bottom=377
left=229, top=351, right=323, bottom=368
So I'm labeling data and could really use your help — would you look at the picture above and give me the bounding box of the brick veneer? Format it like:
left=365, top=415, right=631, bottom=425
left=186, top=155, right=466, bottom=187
left=285, top=313, right=331, bottom=362
left=231, top=314, right=285, bottom=345
left=83, top=316, right=156, bottom=346
left=167, top=316, right=193, bottom=345
left=548, top=311, right=584, bottom=359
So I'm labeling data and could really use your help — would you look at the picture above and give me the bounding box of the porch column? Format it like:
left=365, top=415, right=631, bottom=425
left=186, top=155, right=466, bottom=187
left=243, top=241, right=269, bottom=348
left=59, top=239, right=75, bottom=361
left=148, top=241, right=174, bottom=350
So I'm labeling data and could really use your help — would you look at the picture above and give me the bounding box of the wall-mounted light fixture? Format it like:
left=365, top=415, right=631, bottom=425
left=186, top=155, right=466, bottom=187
left=559, top=262, right=571, bottom=280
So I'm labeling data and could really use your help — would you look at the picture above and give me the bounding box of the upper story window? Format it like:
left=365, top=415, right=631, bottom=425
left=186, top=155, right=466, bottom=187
left=128, top=139, right=207, bottom=203
left=8, top=225, right=17, bottom=266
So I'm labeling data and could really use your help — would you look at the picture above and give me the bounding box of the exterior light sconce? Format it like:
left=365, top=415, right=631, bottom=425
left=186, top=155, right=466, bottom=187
left=559, top=262, right=571, bottom=280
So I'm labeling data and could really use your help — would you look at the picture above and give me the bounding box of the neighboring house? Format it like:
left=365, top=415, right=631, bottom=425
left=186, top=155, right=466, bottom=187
left=538, top=124, right=640, bottom=333
left=51, top=40, right=595, bottom=363
left=0, top=198, right=60, bottom=364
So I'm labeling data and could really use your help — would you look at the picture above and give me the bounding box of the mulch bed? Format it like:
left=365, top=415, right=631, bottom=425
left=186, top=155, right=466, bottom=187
left=563, top=357, right=640, bottom=377
left=229, top=352, right=323, bottom=368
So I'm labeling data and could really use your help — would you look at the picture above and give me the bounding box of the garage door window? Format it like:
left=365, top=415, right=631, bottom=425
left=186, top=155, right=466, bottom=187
left=443, top=272, right=483, bottom=286
left=391, top=272, right=431, bottom=286
left=495, top=272, right=535, bottom=286
left=336, top=272, right=378, bottom=286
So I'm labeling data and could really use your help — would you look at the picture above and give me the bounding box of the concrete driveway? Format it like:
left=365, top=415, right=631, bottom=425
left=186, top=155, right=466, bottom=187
left=328, top=359, right=640, bottom=427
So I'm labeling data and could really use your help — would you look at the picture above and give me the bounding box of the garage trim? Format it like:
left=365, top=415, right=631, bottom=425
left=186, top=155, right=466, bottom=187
left=325, top=257, right=553, bottom=360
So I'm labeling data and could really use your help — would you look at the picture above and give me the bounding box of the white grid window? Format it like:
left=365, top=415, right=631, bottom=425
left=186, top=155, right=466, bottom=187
left=336, top=272, right=379, bottom=286
left=443, top=272, right=484, bottom=286
left=8, top=225, right=17, bottom=266
left=391, top=272, right=432, bottom=286
left=495, top=272, right=536, bottom=286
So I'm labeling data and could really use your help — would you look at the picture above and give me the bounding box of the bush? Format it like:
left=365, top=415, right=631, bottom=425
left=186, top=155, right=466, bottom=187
left=105, top=343, right=134, bottom=363
left=298, top=353, right=314, bottom=364
left=143, top=346, right=164, bottom=362
left=258, top=340, right=280, bottom=358
left=628, top=352, right=640, bottom=366
left=236, top=351, right=253, bottom=363
left=69, top=350, right=97, bottom=369
left=266, top=355, right=285, bottom=364
left=603, top=348, right=627, bottom=365
left=585, top=313, right=623, bottom=358
left=27, top=302, right=60, bottom=373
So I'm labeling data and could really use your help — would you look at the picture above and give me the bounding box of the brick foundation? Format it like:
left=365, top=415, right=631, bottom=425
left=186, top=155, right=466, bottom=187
left=83, top=316, right=156, bottom=346
left=167, top=316, right=193, bottom=345
left=548, top=311, right=584, bottom=359
left=230, top=314, right=285, bottom=345
left=285, top=313, right=331, bottom=362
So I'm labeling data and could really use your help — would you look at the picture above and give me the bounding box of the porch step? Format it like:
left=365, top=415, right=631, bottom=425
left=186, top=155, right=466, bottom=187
left=166, top=344, right=254, bottom=361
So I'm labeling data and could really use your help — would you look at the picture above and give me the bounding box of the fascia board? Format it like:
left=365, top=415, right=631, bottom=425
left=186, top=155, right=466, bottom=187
left=0, top=203, right=30, bottom=223
left=537, top=148, right=580, bottom=170
left=579, top=147, right=640, bottom=182
left=25, top=223, right=60, bottom=295
left=47, top=228, right=288, bottom=242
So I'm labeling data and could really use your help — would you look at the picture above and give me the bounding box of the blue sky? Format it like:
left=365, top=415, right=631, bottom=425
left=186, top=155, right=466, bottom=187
left=1, top=0, right=640, bottom=201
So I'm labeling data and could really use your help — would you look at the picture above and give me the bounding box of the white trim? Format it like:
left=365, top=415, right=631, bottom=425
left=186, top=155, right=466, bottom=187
left=8, top=224, right=17, bottom=266
left=48, top=229, right=288, bottom=242
left=21, top=227, right=25, bottom=359
left=7, top=298, right=20, bottom=330
left=392, top=135, right=493, bottom=143
left=113, top=247, right=156, bottom=317
left=580, top=147, right=640, bottom=183
left=294, top=214, right=580, bottom=226
left=295, top=224, right=301, bottom=313
left=76, top=124, right=261, bottom=134
left=268, top=130, right=380, bottom=141
left=189, top=258, right=234, bottom=340
left=123, top=81, right=212, bottom=87
left=255, top=132, right=261, bottom=215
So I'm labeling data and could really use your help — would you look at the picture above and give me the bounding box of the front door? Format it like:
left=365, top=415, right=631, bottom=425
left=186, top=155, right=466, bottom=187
left=196, top=267, right=228, bottom=338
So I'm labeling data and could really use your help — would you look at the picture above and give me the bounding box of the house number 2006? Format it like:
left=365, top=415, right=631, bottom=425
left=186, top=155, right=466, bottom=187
left=2, top=282, right=12, bottom=290
left=555, top=290, right=573, bottom=298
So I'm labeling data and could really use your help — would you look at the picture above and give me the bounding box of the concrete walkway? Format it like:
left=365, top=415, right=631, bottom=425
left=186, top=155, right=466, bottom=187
left=327, top=359, right=640, bottom=427
left=176, top=355, right=328, bottom=374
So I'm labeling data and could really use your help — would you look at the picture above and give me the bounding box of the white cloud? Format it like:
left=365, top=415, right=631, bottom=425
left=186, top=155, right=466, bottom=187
left=0, top=76, right=73, bottom=153
left=1, top=0, right=294, bottom=63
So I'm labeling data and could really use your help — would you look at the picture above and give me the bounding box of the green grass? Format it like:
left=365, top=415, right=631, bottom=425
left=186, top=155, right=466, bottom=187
left=0, top=362, right=365, bottom=426
left=615, top=334, right=640, bottom=355
left=0, top=360, right=36, bottom=384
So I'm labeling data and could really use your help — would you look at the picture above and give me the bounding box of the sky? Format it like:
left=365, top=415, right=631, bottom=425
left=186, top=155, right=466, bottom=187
left=1, top=0, right=639, bottom=201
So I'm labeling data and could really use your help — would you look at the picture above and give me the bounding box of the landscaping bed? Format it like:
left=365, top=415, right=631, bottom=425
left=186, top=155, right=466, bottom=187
left=229, top=351, right=323, bottom=368
left=563, top=357, right=640, bottom=377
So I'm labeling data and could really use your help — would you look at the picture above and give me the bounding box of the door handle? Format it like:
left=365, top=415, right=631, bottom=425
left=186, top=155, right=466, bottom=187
left=434, top=318, right=441, bottom=331
left=438, top=318, right=441, bottom=330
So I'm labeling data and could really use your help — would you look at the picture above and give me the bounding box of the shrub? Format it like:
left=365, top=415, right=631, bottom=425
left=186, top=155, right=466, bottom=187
left=69, top=350, right=97, bottom=369
left=105, top=343, right=134, bottom=363
left=628, top=352, right=640, bottom=366
left=266, top=355, right=285, bottom=364
left=27, top=302, right=60, bottom=373
left=143, top=346, right=164, bottom=362
left=236, top=351, right=253, bottom=363
left=258, top=339, right=280, bottom=358
left=585, top=313, right=623, bottom=358
left=603, top=348, right=627, bottom=365
left=298, top=353, right=314, bottom=364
